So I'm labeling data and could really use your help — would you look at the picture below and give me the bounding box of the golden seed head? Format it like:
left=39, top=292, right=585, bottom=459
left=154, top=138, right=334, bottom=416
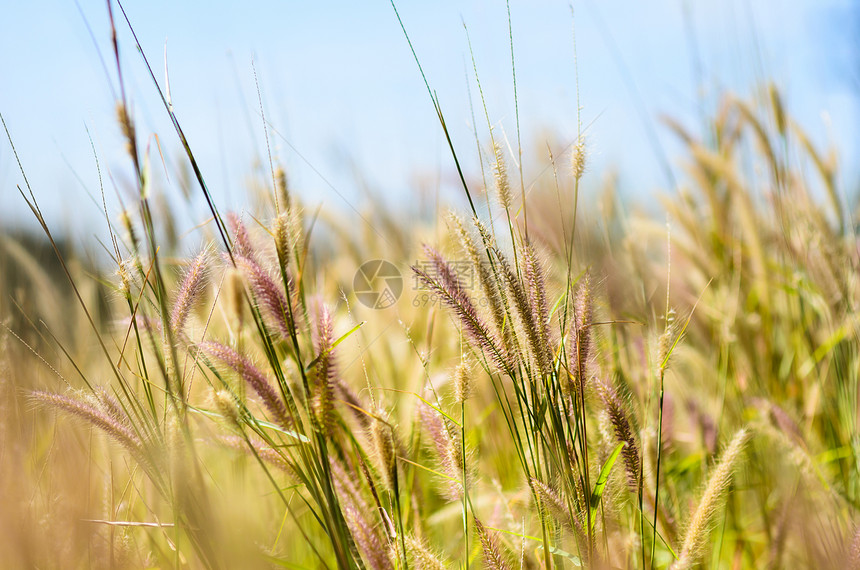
left=118, top=209, right=131, bottom=230
left=492, top=141, right=512, bottom=210
left=657, top=309, right=677, bottom=370
left=214, top=389, right=240, bottom=427
left=274, top=167, right=290, bottom=211
left=370, top=412, right=396, bottom=490
left=116, top=259, right=134, bottom=296
left=657, top=329, right=672, bottom=370
left=224, top=267, right=246, bottom=329
left=474, top=216, right=495, bottom=249
left=274, top=211, right=292, bottom=272
left=115, top=102, right=136, bottom=157
left=454, top=360, right=473, bottom=403
left=572, top=136, right=586, bottom=180
left=676, top=428, right=750, bottom=569
left=406, top=536, right=448, bottom=570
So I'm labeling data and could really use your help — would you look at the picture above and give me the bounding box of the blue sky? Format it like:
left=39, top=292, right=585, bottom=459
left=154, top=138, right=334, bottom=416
left=0, top=1, right=856, bottom=243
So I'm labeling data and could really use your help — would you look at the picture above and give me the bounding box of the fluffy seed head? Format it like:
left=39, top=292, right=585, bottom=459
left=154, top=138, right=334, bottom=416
left=31, top=390, right=152, bottom=475
left=474, top=518, right=511, bottom=570
left=449, top=213, right=512, bottom=353
left=492, top=141, right=512, bottom=210
left=532, top=478, right=568, bottom=526
left=657, top=331, right=672, bottom=370
left=658, top=309, right=677, bottom=370
left=329, top=456, right=372, bottom=515
left=419, top=400, right=464, bottom=500
left=454, top=360, right=473, bottom=404
left=116, top=102, right=136, bottom=158
left=310, top=303, right=336, bottom=433
left=569, top=275, right=593, bottom=396
left=343, top=504, right=394, bottom=570
left=235, top=255, right=295, bottom=340
left=169, top=252, right=208, bottom=335
left=116, top=258, right=134, bottom=297
left=522, top=242, right=554, bottom=377
left=574, top=275, right=593, bottom=340
left=273, top=211, right=293, bottom=274
left=200, top=341, right=291, bottom=429
left=93, top=389, right=130, bottom=430
left=405, top=536, right=448, bottom=570
left=213, top=389, right=240, bottom=427
left=572, top=135, right=586, bottom=180
left=275, top=166, right=291, bottom=211
left=496, top=246, right=550, bottom=377
left=531, top=477, right=589, bottom=550
left=412, top=246, right=513, bottom=373
left=597, top=380, right=640, bottom=490
left=474, top=217, right=495, bottom=249
left=675, top=428, right=751, bottom=569
left=223, top=267, right=246, bottom=329
left=370, top=412, right=397, bottom=491
left=228, top=212, right=256, bottom=261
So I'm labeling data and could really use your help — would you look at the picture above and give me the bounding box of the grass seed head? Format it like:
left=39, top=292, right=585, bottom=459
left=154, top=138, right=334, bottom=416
left=343, top=503, right=394, bottom=570
left=419, top=400, right=465, bottom=500
left=310, top=303, right=336, bottom=434
left=405, top=536, right=448, bottom=570
left=223, top=267, right=246, bottom=330
left=454, top=359, right=473, bottom=403
left=532, top=478, right=568, bottom=526
left=413, top=246, right=512, bottom=373
left=115, top=102, right=136, bottom=158
left=235, top=255, right=295, bottom=341
left=492, top=141, right=512, bottom=211
left=597, top=380, right=640, bottom=490
left=675, top=428, right=751, bottom=569
left=523, top=241, right=554, bottom=376
left=31, top=390, right=154, bottom=476
left=169, top=251, right=208, bottom=336
left=116, top=258, right=134, bottom=298
left=213, top=389, right=241, bottom=428
left=228, top=212, right=256, bottom=261
left=273, top=211, right=293, bottom=273
left=274, top=166, right=290, bottom=211
left=370, top=412, right=397, bottom=492
left=201, top=341, right=291, bottom=429
left=657, top=308, right=677, bottom=371
left=572, top=135, right=587, bottom=180
left=475, top=518, right=512, bottom=570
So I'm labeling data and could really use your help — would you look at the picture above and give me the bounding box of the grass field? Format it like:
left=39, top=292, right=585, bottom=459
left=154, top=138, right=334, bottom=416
left=1, top=4, right=859, bottom=569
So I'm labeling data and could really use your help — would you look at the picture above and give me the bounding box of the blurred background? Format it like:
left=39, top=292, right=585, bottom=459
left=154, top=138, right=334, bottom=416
left=1, top=0, right=857, bottom=244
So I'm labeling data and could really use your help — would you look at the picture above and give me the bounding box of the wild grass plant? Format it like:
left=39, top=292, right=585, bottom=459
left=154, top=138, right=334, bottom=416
left=1, top=4, right=859, bottom=569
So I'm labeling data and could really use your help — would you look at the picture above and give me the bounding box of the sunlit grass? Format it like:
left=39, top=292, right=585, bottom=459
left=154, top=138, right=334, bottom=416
left=1, top=4, right=858, bottom=570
